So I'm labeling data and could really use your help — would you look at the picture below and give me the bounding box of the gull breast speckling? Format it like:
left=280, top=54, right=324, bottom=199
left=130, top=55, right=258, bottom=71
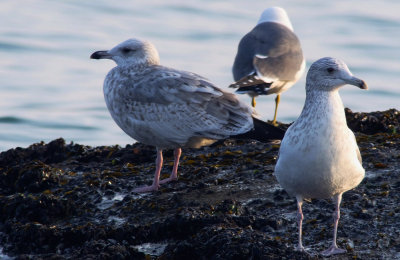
left=274, top=57, right=367, bottom=256
left=91, top=38, right=284, bottom=193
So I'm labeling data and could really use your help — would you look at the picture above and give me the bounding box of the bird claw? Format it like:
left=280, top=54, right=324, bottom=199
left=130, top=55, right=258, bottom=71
left=133, top=184, right=159, bottom=193
left=321, top=245, right=346, bottom=257
left=294, top=245, right=316, bottom=257
left=159, top=176, right=178, bottom=184
left=133, top=174, right=178, bottom=193
left=295, top=245, right=305, bottom=252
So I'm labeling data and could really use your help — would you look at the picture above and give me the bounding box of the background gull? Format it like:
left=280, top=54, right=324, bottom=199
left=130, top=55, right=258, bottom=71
left=91, top=38, right=284, bottom=193
left=274, top=57, right=367, bottom=256
left=230, top=7, right=305, bottom=125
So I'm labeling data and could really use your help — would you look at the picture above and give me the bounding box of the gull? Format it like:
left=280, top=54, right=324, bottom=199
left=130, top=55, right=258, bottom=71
left=91, top=38, right=284, bottom=193
left=274, top=57, right=367, bottom=256
left=230, top=7, right=305, bottom=125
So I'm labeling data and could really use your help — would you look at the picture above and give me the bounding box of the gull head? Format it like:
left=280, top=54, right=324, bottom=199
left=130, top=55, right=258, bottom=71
left=90, top=38, right=160, bottom=67
left=306, top=57, right=368, bottom=92
left=257, top=7, right=294, bottom=31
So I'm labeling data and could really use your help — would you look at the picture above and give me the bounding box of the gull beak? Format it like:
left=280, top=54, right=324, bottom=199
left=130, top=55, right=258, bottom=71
left=359, top=79, right=368, bottom=90
left=90, top=50, right=112, bottom=60
left=345, top=76, right=368, bottom=90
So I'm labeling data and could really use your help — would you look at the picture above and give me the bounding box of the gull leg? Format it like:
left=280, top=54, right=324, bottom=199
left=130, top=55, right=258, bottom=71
left=321, top=193, right=346, bottom=256
left=251, top=96, right=256, bottom=107
left=272, top=94, right=280, bottom=126
left=133, top=148, right=163, bottom=193
left=160, top=148, right=181, bottom=184
left=295, top=197, right=305, bottom=252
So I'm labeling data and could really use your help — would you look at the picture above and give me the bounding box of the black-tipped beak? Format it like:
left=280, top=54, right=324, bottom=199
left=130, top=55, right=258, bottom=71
left=90, top=50, right=112, bottom=60
left=345, top=76, right=368, bottom=90
left=359, top=79, right=368, bottom=90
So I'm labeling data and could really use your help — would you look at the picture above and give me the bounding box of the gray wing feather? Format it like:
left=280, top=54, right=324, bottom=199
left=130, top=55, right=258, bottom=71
left=232, top=22, right=303, bottom=82
left=105, top=66, right=253, bottom=147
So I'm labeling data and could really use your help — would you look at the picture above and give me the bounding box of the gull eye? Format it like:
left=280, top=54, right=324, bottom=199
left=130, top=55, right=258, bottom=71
left=121, top=47, right=133, bottom=54
left=327, top=67, right=334, bottom=73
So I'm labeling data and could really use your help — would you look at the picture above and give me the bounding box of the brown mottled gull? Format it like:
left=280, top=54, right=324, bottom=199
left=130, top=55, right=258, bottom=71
left=230, top=7, right=305, bottom=125
left=91, top=38, right=284, bottom=193
left=274, top=57, right=367, bottom=256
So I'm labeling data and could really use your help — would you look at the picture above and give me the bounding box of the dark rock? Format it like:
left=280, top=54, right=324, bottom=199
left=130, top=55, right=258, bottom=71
left=0, top=109, right=399, bottom=259
left=345, top=108, right=400, bottom=134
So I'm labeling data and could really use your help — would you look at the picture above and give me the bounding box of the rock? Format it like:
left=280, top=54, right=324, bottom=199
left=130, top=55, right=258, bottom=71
left=0, top=109, right=399, bottom=258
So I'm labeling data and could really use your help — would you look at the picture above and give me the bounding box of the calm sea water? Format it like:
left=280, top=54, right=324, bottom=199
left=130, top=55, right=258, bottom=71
left=1, top=0, right=399, bottom=151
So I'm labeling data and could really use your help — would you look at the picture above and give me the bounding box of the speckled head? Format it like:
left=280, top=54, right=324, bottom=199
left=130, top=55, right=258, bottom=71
left=257, top=7, right=294, bottom=31
left=90, top=38, right=160, bottom=67
left=306, top=57, right=368, bottom=92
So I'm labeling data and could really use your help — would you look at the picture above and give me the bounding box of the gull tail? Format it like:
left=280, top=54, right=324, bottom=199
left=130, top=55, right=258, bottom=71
left=235, top=84, right=272, bottom=95
left=231, top=117, right=285, bottom=142
left=229, top=74, right=266, bottom=88
left=229, top=74, right=272, bottom=95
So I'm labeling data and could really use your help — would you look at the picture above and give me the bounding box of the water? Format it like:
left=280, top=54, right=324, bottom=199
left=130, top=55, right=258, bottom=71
left=1, top=0, right=399, bottom=151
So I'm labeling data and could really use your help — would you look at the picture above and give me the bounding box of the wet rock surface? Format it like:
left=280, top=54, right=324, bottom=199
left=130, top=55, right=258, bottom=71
left=0, top=109, right=399, bottom=259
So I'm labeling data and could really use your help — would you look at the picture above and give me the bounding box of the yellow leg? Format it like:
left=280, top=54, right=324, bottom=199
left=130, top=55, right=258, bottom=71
left=251, top=97, right=256, bottom=107
left=272, top=94, right=280, bottom=126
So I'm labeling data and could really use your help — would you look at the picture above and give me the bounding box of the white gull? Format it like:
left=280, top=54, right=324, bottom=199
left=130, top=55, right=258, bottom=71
left=91, top=38, right=284, bottom=193
left=230, top=7, right=305, bottom=125
left=274, top=57, right=367, bottom=256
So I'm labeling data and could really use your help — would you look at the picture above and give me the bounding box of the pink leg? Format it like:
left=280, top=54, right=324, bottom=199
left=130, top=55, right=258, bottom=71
left=160, top=148, right=181, bottom=184
left=295, top=197, right=305, bottom=252
left=133, top=148, right=163, bottom=193
left=321, top=193, right=346, bottom=256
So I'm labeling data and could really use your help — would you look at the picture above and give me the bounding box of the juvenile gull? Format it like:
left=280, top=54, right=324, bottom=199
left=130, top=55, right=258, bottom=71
left=230, top=7, right=305, bottom=125
left=274, top=57, right=367, bottom=256
left=91, top=38, right=284, bottom=193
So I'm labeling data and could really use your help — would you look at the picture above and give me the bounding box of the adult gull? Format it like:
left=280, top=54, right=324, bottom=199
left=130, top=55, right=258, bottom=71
left=230, top=7, right=305, bottom=125
left=91, top=38, right=284, bottom=193
left=274, top=57, right=367, bottom=256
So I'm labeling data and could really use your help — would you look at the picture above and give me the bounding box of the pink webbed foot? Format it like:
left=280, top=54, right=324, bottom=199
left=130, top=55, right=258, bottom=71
left=295, top=245, right=305, bottom=252
left=159, top=176, right=178, bottom=184
left=321, top=245, right=346, bottom=257
left=159, top=148, right=181, bottom=185
left=295, top=246, right=313, bottom=257
left=321, top=193, right=346, bottom=256
left=133, top=184, right=159, bottom=193
left=132, top=148, right=181, bottom=193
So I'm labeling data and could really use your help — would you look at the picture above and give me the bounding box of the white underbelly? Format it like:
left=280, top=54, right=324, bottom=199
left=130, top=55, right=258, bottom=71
left=274, top=128, right=365, bottom=199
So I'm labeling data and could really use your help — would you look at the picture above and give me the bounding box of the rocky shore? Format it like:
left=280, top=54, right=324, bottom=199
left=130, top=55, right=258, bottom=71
left=0, top=109, right=399, bottom=259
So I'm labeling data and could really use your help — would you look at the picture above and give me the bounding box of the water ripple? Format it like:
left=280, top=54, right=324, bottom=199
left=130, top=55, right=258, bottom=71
left=0, top=41, right=56, bottom=53
left=0, top=116, right=98, bottom=130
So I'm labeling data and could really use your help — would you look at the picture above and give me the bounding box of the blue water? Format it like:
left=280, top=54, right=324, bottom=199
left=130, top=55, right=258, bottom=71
left=0, top=0, right=399, bottom=151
